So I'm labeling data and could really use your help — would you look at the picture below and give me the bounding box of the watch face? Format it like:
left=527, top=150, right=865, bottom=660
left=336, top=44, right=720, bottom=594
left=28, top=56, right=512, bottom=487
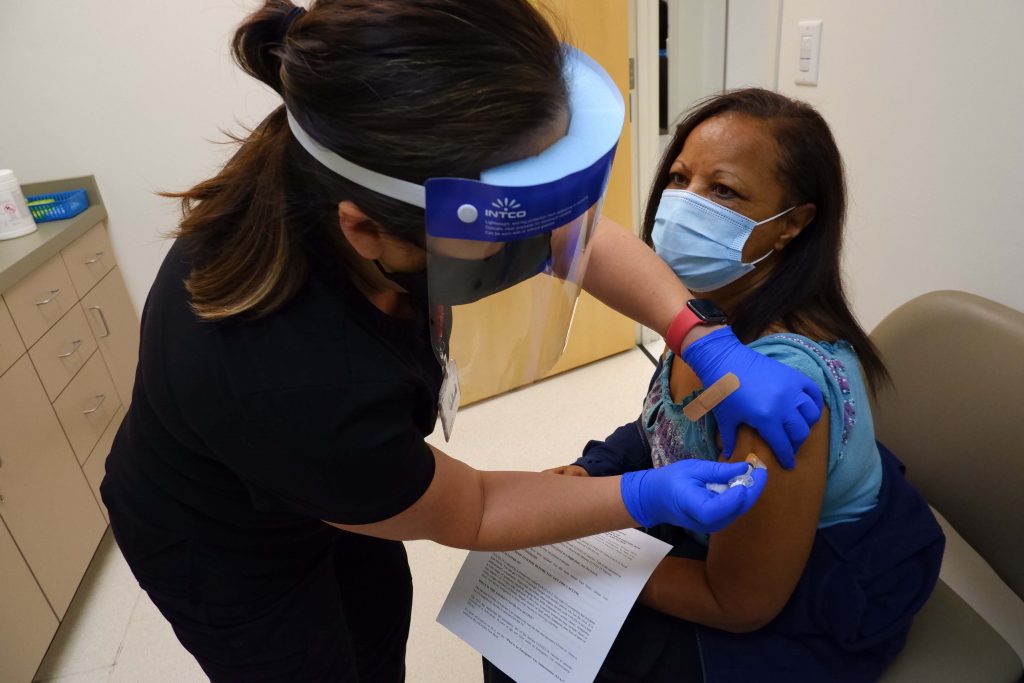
left=687, top=298, right=728, bottom=324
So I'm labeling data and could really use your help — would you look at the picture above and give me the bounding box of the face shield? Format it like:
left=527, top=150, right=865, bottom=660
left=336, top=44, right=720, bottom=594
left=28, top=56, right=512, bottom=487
left=287, top=47, right=624, bottom=437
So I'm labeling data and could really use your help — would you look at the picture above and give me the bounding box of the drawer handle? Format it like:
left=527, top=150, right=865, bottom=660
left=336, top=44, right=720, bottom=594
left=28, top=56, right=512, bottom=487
left=88, top=306, right=111, bottom=338
left=57, top=338, right=83, bottom=359
left=35, top=288, right=63, bottom=306
left=84, top=251, right=106, bottom=265
left=82, top=394, right=107, bottom=415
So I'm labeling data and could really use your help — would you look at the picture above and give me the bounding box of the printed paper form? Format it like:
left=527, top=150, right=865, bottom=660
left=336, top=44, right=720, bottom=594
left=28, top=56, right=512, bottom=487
left=437, top=529, right=671, bottom=683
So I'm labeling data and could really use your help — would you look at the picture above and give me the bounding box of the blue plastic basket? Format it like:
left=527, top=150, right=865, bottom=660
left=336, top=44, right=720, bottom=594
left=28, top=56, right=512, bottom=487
left=26, top=189, right=89, bottom=223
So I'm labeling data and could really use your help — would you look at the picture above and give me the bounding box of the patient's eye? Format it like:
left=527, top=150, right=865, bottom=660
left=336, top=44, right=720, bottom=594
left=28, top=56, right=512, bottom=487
left=667, top=172, right=688, bottom=189
left=711, top=183, right=739, bottom=200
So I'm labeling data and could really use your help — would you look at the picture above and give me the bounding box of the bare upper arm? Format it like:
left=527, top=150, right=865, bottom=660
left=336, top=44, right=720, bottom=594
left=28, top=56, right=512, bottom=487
left=704, top=406, right=830, bottom=629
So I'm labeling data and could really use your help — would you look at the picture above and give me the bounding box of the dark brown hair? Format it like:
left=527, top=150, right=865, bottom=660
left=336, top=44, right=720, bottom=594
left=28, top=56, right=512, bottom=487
left=642, top=88, right=890, bottom=392
left=167, top=0, right=567, bottom=320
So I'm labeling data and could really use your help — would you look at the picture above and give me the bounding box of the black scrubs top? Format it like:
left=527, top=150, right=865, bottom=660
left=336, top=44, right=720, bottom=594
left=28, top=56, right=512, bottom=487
left=101, top=238, right=442, bottom=608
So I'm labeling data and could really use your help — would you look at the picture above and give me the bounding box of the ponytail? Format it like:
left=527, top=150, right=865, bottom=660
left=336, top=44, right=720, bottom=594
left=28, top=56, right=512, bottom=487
left=166, top=1, right=310, bottom=320
left=232, top=0, right=304, bottom=95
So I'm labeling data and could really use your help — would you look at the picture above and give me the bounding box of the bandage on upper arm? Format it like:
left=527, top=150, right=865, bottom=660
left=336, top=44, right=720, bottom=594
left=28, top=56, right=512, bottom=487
left=683, top=372, right=740, bottom=421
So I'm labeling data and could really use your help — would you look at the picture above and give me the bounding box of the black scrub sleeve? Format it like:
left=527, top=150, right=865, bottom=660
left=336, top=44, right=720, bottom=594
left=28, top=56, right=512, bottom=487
left=207, top=380, right=436, bottom=525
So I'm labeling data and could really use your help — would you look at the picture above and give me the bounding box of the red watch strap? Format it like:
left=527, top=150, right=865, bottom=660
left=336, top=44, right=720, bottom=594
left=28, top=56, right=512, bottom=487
left=665, top=305, right=701, bottom=356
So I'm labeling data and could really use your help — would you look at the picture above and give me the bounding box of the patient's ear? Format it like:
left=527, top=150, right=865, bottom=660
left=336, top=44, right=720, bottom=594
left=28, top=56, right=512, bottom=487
left=339, top=201, right=384, bottom=261
left=774, top=203, right=816, bottom=251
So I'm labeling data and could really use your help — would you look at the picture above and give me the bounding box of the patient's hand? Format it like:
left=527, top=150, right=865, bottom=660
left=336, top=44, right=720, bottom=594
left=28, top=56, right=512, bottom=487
left=544, top=465, right=590, bottom=477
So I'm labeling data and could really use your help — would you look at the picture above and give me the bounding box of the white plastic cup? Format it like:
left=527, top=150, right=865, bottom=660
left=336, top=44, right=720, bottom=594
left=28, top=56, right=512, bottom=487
left=0, top=169, right=38, bottom=241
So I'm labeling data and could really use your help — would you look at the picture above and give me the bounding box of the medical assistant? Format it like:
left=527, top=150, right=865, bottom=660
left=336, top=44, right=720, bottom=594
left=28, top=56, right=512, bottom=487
left=101, top=234, right=440, bottom=679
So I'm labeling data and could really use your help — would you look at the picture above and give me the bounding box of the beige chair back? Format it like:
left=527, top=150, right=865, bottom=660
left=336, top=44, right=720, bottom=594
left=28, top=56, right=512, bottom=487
left=870, top=290, right=1024, bottom=598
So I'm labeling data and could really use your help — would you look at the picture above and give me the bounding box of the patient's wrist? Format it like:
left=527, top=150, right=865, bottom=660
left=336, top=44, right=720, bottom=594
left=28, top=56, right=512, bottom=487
left=666, top=303, right=727, bottom=354
left=681, top=323, right=724, bottom=351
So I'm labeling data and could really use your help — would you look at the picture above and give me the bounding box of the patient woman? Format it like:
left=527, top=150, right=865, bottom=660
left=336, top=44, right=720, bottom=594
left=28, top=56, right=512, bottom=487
left=484, top=89, right=944, bottom=682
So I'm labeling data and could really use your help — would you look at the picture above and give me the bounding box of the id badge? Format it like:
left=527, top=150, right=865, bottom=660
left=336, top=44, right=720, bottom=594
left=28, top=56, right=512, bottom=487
left=439, top=358, right=461, bottom=441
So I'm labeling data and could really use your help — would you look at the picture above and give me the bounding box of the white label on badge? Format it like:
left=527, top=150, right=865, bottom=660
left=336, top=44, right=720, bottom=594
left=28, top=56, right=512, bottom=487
left=439, top=358, right=460, bottom=441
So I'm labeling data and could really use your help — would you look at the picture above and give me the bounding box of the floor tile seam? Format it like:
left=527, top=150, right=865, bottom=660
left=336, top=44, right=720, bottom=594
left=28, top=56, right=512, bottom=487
left=33, top=663, right=115, bottom=683
left=111, top=589, right=146, bottom=668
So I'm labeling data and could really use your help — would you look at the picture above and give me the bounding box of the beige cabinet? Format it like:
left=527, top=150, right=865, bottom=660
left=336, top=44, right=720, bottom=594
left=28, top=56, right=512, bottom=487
left=28, top=304, right=99, bottom=402
left=0, top=356, right=107, bottom=618
left=0, top=516, right=58, bottom=683
left=0, top=210, right=138, bottom=680
left=61, top=222, right=115, bottom=299
left=83, top=405, right=124, bottom=523
left=52, top=351, right=120, bottom=464
left=0, top=297, right=24, bottom=376
left=3, top=254, right=77, bottom=348
left=82, top=267, right=139, bottom=407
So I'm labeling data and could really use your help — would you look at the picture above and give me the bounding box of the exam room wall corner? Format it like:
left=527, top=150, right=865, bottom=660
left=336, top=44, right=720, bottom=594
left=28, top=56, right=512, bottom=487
left=0, top=1, right=283, bottom=313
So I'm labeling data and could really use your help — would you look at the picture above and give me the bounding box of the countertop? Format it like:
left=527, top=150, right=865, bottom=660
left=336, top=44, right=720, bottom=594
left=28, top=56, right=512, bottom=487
left=0, top=176, right=107, bottom=294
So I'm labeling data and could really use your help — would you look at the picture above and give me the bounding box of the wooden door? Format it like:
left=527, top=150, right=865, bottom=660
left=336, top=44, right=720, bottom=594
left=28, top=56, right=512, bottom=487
left=456, top=0, right=637, bottom=405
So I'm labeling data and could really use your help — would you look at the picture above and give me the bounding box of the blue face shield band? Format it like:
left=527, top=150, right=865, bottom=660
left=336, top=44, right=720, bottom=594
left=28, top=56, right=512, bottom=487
left=651, top=189, right=795, bottom=292
left=286, top=46, right=625, bottom=423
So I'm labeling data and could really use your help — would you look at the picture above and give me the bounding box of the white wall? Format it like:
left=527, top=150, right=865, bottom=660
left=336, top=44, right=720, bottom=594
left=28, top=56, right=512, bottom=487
left=724, top=0, right=781, bottom=90
left=725, top=0, right=1024, bottom=329
left=5, top=1, right=1022, bottom=329
left=0, top=1, right=282, bottom=313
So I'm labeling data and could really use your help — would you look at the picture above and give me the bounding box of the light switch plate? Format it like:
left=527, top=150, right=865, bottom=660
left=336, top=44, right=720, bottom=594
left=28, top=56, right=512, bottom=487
left=795, top=20, right=823, bottom=86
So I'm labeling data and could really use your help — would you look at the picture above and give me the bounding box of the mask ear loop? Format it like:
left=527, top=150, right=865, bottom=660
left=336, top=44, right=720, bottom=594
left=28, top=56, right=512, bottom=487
left=744, top=205, right=797, bottom=265
left=746, top=249, right=775, bottom=266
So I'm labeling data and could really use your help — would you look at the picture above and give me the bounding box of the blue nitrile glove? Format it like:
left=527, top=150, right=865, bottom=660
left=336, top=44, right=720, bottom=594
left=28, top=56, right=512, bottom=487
left=621, top=460, right=768, bottom=533
left=682, top=327, right=823, bottom=468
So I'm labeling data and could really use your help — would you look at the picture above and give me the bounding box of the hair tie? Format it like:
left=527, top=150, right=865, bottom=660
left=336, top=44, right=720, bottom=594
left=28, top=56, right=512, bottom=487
left=277, top=6, right=307, bottom=43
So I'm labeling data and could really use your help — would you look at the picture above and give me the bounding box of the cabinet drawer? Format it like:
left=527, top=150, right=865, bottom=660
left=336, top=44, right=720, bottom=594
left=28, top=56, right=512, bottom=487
left=61, top=222, right=115, bottom=299
left=81, top=267, right=139, bottom=406
left=0, top=355, right=107, bottom=619
left=3, top=254, right=77, bottom=348
left=82, top=405, right=124, bottom=523
left=0, top=297, right=24, bottom=377
left=29, top=305, right=98, bottom=402
left=53, top=351, right=119, bottom=464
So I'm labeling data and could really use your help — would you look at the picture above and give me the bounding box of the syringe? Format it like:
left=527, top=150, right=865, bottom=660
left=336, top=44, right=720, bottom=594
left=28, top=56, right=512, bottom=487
left=705, top=454, right=765, bottom=494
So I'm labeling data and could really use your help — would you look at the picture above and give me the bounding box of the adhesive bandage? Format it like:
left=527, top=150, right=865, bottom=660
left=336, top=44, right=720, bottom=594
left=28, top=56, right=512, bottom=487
left=683, top=373, right=740, bottom=421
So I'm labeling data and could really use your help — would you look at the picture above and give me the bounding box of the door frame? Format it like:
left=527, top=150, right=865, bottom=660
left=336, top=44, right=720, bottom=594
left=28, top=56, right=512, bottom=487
left=631, top=0, right=663, bottom=345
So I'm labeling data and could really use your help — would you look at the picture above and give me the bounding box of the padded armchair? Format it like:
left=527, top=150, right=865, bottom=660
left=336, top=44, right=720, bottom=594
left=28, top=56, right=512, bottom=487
left=871, top=291, right=1024, bottom=682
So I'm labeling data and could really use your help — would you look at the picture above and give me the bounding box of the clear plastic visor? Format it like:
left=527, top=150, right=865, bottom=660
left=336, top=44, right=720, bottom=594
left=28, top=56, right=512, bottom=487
left=427, top=200, right=603, bottom=403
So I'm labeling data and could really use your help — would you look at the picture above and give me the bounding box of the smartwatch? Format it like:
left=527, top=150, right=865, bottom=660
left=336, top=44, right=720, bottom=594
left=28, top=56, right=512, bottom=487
left=665, top=299, right=728, bottom=355
left=687, top=298, right=728, bottom=324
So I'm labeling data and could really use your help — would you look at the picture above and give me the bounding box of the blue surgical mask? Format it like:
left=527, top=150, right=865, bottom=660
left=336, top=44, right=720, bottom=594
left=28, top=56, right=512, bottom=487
left=651, top=189, right=795, bottom=292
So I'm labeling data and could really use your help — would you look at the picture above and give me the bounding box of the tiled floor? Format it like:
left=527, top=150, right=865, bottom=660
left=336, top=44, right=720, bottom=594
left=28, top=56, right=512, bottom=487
left=34, top=347, right=657, bottom=683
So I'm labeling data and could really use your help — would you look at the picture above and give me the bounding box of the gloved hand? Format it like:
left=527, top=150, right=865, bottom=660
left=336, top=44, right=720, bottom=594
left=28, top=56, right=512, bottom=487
left=682, top=327, right=823, bottom=468
left=621, top=460, right=767, bottom=532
